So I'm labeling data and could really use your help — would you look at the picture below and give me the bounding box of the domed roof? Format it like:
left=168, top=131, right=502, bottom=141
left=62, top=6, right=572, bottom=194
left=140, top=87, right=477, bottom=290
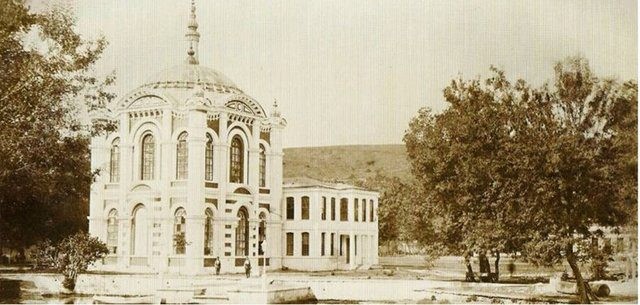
left=145, top=63, right=243, bottom=94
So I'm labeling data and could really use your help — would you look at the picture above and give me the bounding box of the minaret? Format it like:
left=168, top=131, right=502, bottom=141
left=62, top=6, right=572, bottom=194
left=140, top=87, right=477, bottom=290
left=185, top=0, right=200, bottom=65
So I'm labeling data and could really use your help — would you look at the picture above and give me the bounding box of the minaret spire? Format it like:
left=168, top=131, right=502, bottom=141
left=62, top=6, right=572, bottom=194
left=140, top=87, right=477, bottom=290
left=185, top=0, right=200, bottom=65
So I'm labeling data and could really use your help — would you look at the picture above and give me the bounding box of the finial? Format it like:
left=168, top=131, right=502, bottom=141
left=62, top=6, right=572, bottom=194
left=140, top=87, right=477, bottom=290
left=272, top=99, right=281, bottom=117
left=185, top=0, right=201, bottom=64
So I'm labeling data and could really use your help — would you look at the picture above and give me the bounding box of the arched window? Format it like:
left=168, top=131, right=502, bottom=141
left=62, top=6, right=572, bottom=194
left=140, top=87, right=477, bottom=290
left=258, top=212, right=266, bottom=255
left=110, top=138, right=120, bottom=183
left=107, top=209, right=118, bottom=254
left=301, top=232, right=309, bottom=256
left=141, top=134, right=155, bottom=180
left=340, top=198, right=348, bottom=221
left=301, top=196, right=310, bottom=220
left=362, top=198, right=367, bottom=222
left=229, top=136, right=244, bottom=183
left=174, top=208, right=186, bottom=255
left=354, top=198, right=359, bottom=222
left=286, top=232, right=294, bottom=256
left=370, top=200, right=374, bottom=222
left=205, top=134, right=214, bottom=181
left=259, top=145, right=266, bottom=187
left=286, top=197, right=294, bottom=220
left=235, top=207, right=249, bottom=256
left=204, top=208, right=214, bottom=255
left=131, top=204, right=147, bottom=256
left=176, top=132, right=188, bottom=180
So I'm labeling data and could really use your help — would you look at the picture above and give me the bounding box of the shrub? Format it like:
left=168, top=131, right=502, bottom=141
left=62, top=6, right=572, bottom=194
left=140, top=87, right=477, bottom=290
left=33, top=233, right=108, bottom=291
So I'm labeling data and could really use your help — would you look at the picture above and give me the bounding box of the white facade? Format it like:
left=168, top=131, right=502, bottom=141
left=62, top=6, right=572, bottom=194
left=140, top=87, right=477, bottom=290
left=88, top=2, right=379, bottom=275
left=281, top=178, right=379, bottom=271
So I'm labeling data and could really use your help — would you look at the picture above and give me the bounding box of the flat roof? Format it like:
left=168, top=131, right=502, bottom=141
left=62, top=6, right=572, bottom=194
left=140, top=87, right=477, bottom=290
left=283, top=177, right=375, bottom=193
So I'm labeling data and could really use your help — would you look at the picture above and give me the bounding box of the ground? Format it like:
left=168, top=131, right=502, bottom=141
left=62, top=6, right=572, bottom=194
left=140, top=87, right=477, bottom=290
left=0, top=256, right=637, bottom=304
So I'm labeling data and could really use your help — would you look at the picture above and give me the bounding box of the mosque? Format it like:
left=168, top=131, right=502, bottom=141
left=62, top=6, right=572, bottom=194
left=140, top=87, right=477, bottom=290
left=88, top=2, right=379, bottom=275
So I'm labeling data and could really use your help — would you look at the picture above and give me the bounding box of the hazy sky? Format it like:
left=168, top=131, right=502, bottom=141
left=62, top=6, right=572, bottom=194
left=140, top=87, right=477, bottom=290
left=64, top=0, right=637, bottom=147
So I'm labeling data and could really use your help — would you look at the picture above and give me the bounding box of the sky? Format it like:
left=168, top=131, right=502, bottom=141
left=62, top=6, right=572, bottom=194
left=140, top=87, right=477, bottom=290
left=41, top=0, right=639, bottom=147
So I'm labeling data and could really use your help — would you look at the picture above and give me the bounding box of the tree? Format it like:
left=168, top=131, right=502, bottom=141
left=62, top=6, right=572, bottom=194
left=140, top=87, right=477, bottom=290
left=33, top=232, right=108, bottom=291
left=404, top=57, right=636, bottom=303
left=0, top=0, right=114, bottom=253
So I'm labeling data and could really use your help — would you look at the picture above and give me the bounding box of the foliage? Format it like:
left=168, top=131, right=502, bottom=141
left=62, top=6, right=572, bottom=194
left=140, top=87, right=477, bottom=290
left=589, top=243, right=613, bottom=280
left=404, top=56, right=636, bottom=303
left=0, top=0, right=115, bottom=251
left=33, top=232, right=108, bottom=291
left=173, top=233, right=188, bottom=254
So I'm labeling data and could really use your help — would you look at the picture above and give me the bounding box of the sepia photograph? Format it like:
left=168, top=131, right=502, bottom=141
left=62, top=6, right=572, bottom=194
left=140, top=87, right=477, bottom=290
left=0, top=0, right=637, bottom=304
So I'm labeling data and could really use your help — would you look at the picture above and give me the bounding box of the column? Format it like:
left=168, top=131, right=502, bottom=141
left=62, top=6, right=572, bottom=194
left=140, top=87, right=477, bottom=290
left=118, top=113, right=132, bottom=267
left=185, top=105, right=207, bottom=274
left=349, top=232, right=355, bottom=269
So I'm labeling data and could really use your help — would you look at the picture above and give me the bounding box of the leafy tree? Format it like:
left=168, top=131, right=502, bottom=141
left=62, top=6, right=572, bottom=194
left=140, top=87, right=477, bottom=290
left=33, top=232, right=108, bottom=291
left=404, top=57, right=636, bottom=303
left=0, top=0, right=114, bottom=253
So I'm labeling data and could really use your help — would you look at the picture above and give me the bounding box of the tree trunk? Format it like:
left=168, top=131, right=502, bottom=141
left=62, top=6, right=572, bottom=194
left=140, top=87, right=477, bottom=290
left=494, top=252, right=500, bottom=282
left=566, top=243, right=590, bottom=304
left=464, top=253, right=475, bottom=282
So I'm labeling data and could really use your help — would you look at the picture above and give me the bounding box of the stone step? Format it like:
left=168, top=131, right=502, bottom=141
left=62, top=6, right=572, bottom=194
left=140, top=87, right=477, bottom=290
left=191, top=294, right=229, bottom=304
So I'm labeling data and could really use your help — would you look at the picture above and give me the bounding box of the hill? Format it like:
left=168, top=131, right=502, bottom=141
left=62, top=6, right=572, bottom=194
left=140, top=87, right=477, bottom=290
left=283, top=144, right=411, bottom=184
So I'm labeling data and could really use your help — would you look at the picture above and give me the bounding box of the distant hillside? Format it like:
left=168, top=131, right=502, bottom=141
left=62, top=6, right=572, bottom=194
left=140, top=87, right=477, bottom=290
left=283, top=144, right=411, bottom=184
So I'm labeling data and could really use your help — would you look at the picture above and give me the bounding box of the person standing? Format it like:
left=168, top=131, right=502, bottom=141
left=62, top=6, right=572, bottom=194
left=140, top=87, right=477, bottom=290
left=214, top=256, right=221, bottom=275
left=244, top=257, right=252, bottom=278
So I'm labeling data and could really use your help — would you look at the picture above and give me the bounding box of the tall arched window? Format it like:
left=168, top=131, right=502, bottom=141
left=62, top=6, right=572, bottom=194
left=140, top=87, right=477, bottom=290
left=204, top=208, right=214, bottom=255
left=174, top=208, right=186, bottom=255
left=141, top=134, right=155, bottom=180
left=110, top=138, right=120, bottom=183
left=205, top=134, right=214, bottom=181
left=354, top=198, right=359, bottom=222
left=259, top=145, right=266, bottom=187
left=301, top=196, right=310, bottom=220
left=107, top=209, right=118, bottom=254
left=258, top=212, right=266, bottom=255
left=340, top=198, right=348, bottom=221
left=131, top=204, right=147, bottom=256
left=229, top=136, right=244, bottom=183
left=301, top=232, right=309, bottom=256
left=370, top=200, right=374, bottom=222
left=362, top=198, right=367, bottom=222
left=235, top=207, right=249, bottom=256
left=176, top=132, right=188, bottom=180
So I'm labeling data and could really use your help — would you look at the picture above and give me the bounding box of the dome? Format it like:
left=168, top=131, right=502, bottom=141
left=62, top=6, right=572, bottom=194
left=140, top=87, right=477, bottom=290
left=145, top=63, right=243, bottom=94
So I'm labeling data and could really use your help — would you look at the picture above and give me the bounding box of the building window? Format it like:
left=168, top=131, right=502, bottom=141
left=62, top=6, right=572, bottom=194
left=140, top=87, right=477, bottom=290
left=141, top=134, right=155, bottom=180
left=286, top=197, right=294, bottom=220
left=204, top=208, right=214, bottom=255
left=107, top=209, right=118, bottom=254
left=131, top=204, right=148, bottom=256
left=301, top=196, right=309, bottom=220
left=370, top=200, right=374, bottom=222
left=340, top=198, right=348, bottom=221
left=235, top=207, right=249, bottom=256
left=354, top=198, right=359, bottom=222
left=259, top=145, right=266, bottom=187
left=321, top=232, right=325, bottom=256
left=258, top=212, right=266, bottom=256
left=286, top=232, right=294, bottom=256
left=174, top=208, right=186, bottom=255
left=355, top=235, right=358, bottom=255
left=301, top=232, right=309, bottom=256
left=205, top=134, right=214, bottom=181
left=321, top=197, right=326, bottom=220
left=229, top=136, right=244, bottom=183
left=109, top=138, right=120, bottom=183
left=176, top=132, right=188, bottom=180
left=330, top=233, right=335, bottom=256
left=362, top=198, right=367, bottom=222
left=331, top=198, right=336, bottom=221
